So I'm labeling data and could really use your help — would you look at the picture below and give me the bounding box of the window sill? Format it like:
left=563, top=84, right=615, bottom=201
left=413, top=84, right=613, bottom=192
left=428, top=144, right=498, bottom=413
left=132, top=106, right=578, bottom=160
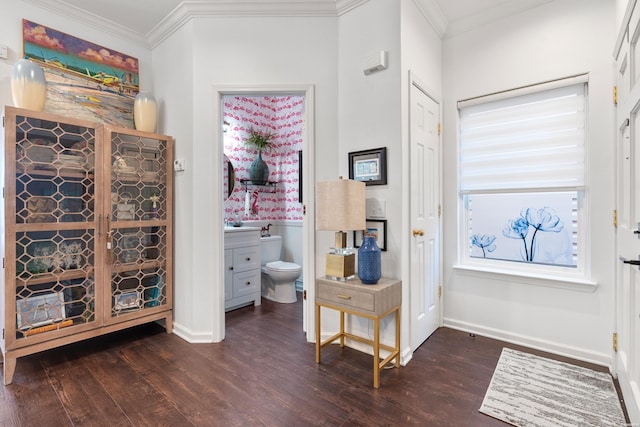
left=452, top=264, right=598, bottom=293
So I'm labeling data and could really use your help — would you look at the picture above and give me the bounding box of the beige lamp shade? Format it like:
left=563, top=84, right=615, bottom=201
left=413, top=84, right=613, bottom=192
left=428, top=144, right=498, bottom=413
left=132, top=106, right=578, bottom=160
left=316, top=178, right=366, bottom=231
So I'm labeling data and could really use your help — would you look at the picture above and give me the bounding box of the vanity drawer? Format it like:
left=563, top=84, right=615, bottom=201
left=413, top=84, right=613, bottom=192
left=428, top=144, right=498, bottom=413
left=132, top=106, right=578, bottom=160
left=232, top=246, right=260, bottom=272
left=232, top=269, right=261, bottom=298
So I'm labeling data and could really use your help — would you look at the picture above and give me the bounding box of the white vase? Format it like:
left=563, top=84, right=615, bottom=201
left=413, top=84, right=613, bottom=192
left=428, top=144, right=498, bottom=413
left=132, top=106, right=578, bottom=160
left=133, top=91, right=157, bottom=132
left=11, top=59, right=47, bottom=111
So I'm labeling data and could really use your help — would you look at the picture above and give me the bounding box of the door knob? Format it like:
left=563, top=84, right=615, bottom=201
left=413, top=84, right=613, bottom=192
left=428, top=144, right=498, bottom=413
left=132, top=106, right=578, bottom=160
left=412, top=229, right=424, bottom=237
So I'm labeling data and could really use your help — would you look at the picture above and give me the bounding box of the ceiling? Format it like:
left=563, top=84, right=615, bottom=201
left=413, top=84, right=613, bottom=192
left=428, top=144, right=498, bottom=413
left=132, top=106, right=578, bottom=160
left=25, top=0, right=554, bottom=44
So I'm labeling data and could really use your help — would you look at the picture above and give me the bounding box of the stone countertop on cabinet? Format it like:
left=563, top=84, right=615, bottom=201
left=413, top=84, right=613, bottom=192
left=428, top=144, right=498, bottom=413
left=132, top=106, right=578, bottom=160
left=224, top=226, right=261, bottom=233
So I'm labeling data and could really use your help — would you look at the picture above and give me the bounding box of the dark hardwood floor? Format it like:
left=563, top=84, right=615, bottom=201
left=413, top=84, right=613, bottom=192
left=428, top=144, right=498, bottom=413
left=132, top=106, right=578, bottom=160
left=0, top=294, right=626, bottom=426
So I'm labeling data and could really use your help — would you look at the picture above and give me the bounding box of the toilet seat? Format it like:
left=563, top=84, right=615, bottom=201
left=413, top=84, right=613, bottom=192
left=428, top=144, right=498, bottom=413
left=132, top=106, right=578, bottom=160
left=265, top=261, right=301, bottom=272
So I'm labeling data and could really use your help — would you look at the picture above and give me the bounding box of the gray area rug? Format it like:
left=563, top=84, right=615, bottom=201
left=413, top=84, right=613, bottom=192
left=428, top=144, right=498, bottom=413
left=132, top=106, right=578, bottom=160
left=479, top=348, right=626, bottom=427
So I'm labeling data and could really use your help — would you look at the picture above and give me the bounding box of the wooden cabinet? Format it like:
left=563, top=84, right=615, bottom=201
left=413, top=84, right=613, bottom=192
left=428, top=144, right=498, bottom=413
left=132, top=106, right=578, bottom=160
left=224, top=228, right=261, bottom=311
left=0, top=107, right=173, bottom=385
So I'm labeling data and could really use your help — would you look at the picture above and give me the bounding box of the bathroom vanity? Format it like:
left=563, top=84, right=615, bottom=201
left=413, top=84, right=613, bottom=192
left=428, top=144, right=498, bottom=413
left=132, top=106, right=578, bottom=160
left=224, top=227, right=262, bottom=311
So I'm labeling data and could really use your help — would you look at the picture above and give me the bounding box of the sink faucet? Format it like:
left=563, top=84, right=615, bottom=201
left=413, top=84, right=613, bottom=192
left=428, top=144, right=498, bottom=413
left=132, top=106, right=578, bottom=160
left=261, top=223, right=272, bottom=237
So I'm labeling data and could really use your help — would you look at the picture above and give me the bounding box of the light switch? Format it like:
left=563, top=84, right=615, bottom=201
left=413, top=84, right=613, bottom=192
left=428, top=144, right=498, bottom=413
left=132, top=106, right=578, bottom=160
left=0, top=44, right=8, bottom=60
left=366, top=198, right=386, bottom=219
left=173, top=159, right=185, bottom=172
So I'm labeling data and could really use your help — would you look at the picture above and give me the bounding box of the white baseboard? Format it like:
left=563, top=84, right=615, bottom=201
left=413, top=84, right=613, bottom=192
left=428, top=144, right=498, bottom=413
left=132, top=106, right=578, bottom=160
left=172, top=322, right=219, bottom=343
left=400, top=346, right=413, bottom=366
left=443, top=317, right=612, bottom=369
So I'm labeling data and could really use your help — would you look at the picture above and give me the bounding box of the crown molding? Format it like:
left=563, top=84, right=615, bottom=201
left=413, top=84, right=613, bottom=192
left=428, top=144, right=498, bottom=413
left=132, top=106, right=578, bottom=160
left=413, top=0, right=448, bottom=39
left=23, top=0, right=151, bottom=48
left=23, top=0, right=370, bottom=50
left=444, top=0, right=555, bottom=39
left=336, top=0, right=369, bottom=15
left=148, top=0, right=369, bottom=48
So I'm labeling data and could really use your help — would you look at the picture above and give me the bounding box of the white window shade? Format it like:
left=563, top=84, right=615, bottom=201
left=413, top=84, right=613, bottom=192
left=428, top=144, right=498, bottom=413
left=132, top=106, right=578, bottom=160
left=459, top=83, right=586, bottom=193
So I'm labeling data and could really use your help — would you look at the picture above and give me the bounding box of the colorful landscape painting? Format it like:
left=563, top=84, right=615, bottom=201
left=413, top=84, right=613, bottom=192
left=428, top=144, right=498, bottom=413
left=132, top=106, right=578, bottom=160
left=22, top=19, right=139, bottom=128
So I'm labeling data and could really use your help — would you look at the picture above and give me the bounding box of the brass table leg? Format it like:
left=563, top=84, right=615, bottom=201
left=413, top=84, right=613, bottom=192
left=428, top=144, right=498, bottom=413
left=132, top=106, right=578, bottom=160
left=395, top=308, right=400, bottom=367
left=339, top=310, right=345, bottom=347
left=373, top=316, right=380, bottom=388
left=315, top=303, right=321, bottom=363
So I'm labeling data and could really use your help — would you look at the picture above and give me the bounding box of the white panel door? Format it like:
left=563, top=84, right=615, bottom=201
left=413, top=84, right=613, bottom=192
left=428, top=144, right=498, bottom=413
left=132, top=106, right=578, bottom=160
left=615, top=2, right=640, bottom=422
left=410, top=81, right=440, bottom=351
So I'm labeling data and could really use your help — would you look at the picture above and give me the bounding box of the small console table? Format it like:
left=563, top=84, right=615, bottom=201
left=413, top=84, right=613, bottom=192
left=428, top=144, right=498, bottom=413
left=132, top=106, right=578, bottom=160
left=315, top=276, right=401, bottom=388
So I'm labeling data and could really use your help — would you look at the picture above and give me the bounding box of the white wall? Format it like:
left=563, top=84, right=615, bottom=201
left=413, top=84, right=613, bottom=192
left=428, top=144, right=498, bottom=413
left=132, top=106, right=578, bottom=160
left=335, top=0, right=442, bottom=360
left=152, top=15, right=339, bottom=341
left=151, top=21, right=198, bottom=339
left=334, top=0, right=402, bottom=354
left=338, top=0, right=401, bottom=275
left=442, top=0, right=616, bottom=365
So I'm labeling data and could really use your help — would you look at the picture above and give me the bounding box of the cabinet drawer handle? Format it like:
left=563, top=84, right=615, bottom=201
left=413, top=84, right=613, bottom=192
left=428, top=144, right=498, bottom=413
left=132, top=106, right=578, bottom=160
left=337, top=294, right=352, bottom=300
left=245, top=281, right=251, bottom=286
left=229, top=266, right=234, bottom=271
left=245, top=257, right=251, bottom=261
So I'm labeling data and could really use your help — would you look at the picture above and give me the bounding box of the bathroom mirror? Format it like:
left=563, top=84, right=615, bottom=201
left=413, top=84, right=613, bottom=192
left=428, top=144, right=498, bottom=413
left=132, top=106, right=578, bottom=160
left=223, top=154, right=235, bottom=200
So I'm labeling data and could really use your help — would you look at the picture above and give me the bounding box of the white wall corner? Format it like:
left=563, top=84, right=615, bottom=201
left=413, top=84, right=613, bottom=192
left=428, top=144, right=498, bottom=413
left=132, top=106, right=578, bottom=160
left=412, top=0, right=448, bottom=39
left=336, top=0, right=370, bottom=15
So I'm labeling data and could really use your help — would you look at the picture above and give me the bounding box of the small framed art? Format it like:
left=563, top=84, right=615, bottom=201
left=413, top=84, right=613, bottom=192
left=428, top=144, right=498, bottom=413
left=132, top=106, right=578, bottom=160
left=353, top=219, right=387, bottom=251
left=16, top=292, right=65, bottom=329
left=114, top=290, right=142, bottom=312
left=348, top=147, right=387, bottom=186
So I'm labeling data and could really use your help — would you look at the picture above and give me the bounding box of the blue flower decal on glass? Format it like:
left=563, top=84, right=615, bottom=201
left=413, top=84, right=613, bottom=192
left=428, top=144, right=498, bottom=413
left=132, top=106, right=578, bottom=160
left=471, top=234, right=496, bottom=258
left=503, top=207, right=564, bottom=262
left=503, top=217, right=530, bottom=261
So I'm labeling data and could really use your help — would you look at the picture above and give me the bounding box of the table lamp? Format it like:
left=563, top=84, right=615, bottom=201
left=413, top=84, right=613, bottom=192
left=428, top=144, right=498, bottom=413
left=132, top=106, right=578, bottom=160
left=316, top=178, right=366, bottom=280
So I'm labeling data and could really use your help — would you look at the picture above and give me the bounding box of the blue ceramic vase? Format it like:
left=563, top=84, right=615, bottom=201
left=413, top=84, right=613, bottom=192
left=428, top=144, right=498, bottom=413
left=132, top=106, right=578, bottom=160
left=249, top=149, right=269, bottom=183
left=358, top=235, right=381, bottom=284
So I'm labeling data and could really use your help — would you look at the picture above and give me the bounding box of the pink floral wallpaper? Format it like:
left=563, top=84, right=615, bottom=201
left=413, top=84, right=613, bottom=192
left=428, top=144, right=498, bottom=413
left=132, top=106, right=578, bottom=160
left=223, top=95, right=304, bottom=221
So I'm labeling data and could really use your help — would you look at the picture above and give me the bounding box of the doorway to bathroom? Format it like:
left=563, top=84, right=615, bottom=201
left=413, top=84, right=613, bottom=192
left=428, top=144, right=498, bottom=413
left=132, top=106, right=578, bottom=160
left=214, top=85, right=316, bottom=341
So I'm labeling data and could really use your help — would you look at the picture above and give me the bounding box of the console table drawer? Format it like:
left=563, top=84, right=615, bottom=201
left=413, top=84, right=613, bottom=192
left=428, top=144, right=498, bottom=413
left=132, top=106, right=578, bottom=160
left=316, top=277, right=401, bottom=317
left=317, top=283, right=374, bottom=312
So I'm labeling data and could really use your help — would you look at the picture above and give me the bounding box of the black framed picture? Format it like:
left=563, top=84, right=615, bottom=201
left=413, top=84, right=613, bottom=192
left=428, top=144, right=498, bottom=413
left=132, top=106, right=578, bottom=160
left=353, top=219, right=387, bottom=251
left=348, top=147, right=387, bottom=186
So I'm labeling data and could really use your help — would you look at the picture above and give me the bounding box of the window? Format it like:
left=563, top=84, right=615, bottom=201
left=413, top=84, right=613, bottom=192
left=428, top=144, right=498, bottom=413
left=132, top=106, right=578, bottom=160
left=458, top=76, right=587, bottom=276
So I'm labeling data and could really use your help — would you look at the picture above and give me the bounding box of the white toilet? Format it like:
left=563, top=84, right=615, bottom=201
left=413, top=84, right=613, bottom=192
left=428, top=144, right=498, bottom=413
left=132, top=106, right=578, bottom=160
left=260, top=235, right=302, bottom=303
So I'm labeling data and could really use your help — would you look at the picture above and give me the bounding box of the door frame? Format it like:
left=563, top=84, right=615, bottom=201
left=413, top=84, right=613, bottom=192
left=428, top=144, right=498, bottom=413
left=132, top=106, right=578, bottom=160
left=212, top=84, right=316, bottom=341
left=407, top=71, right=443, bottom=354
left=614, top=0, right=640, bottom=421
